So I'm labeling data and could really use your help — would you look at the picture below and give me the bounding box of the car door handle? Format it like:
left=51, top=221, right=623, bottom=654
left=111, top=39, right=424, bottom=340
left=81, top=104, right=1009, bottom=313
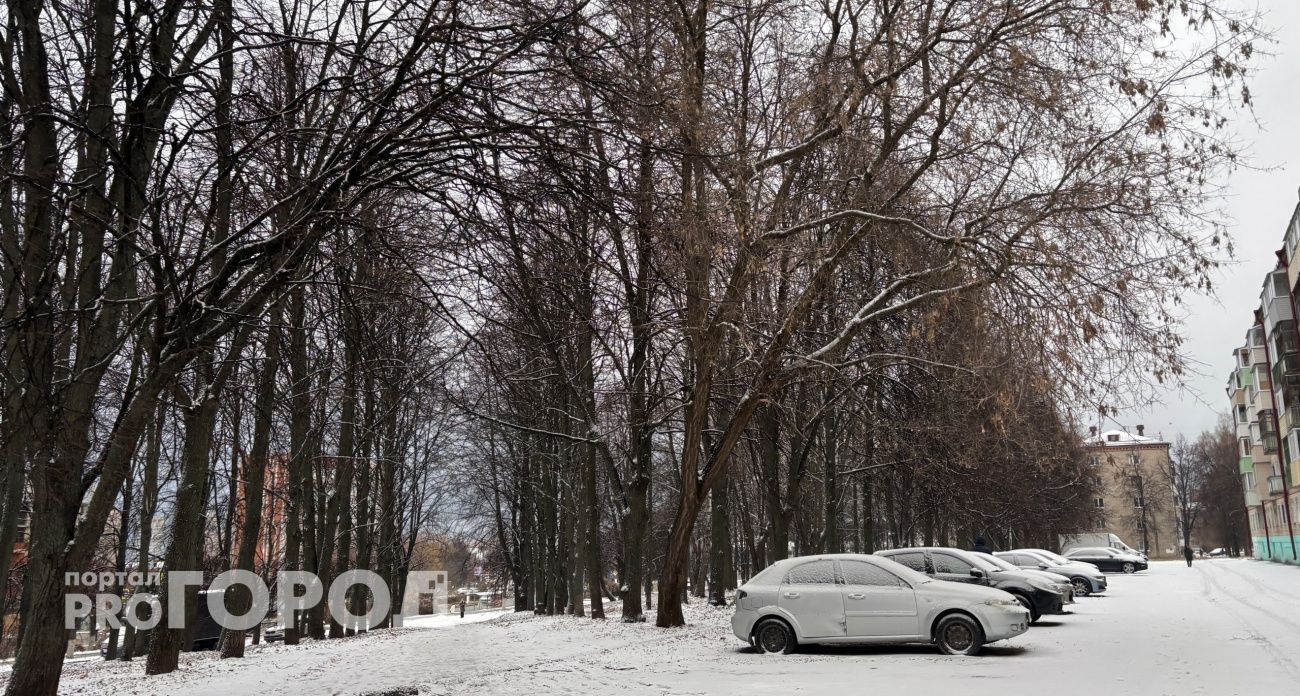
left=783, top=592, right=800, bottom=599
left=847, top=593, right=866, bottom=600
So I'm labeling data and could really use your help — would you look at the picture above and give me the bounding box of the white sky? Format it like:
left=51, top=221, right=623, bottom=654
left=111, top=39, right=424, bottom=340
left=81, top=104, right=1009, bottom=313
left=1117, top=1, right=1300, bottom=442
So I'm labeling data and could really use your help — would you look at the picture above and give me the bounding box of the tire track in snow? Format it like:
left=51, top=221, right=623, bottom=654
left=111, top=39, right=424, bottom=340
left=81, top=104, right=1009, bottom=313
left=1199, top=562, right=1300, bottom=636
left=1211, top=560, right=1300, bottom=608
left=419, top=621, right=701, bottom=695
left=1196, top=565, right=1300, bottom=682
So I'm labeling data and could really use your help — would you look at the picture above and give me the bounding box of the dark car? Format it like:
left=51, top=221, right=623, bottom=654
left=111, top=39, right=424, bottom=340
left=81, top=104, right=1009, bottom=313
left=1063, top=547, right=1148, bottom=573
left=876, top=547, right=1064, bottom=622
left=186, top=589, right=225, bottom=651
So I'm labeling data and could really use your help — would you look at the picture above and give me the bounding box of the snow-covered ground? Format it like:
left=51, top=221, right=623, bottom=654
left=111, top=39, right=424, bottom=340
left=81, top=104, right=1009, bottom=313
left=6, top=559, right=1299, bottom=695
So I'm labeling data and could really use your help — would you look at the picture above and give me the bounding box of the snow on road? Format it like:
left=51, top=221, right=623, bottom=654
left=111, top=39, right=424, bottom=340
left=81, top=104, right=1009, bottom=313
left=8, top=559, right=1299, bottom=696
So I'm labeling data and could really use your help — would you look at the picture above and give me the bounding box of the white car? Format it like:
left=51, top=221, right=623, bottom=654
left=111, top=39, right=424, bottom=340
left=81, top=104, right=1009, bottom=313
left=731, top=553, right=1031, bottom=656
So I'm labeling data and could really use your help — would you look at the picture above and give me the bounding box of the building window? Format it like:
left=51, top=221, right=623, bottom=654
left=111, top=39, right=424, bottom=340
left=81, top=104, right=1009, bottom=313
left=1094, top=497, right=1105, bottom=508
left=1088, top=455, right=1100, bottom=467
left=1107, top=434, right=1120, bottom=442
left=1133, top=497, right=1144, bottom=509
left=1095, top=519, right=1105, bottom=530
left=1128, top=453, right=1140, bottom=466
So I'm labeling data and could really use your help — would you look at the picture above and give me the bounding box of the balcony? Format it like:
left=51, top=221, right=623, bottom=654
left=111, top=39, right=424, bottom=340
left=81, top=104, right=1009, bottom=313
left=1274, top=320, right=1299, bottom=356
left=1253, top=388, right=1273, bottom=418
left=1287, top=205, right=1300, bottom=285
left=1240, top=456, right=1255, bottom=475
left=1275, top=353, right=1300, bottom=382
left=1262, top=272, right=1294, bottom=333
left=1258, top=413, right=1279, bottom=452
left=1255, top=364, right=1273, bottom=391
left=1286, top=430, right=1300, bottom=472
left=1246, top=490, right=1262, bottom=507
left=1237, top=366, right=1255, bottom=390
left=1269, top=475, right=1286, bottom=495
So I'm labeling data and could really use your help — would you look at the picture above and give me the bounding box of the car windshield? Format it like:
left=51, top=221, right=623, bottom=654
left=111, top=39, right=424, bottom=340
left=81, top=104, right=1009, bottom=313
left=1036, top=550, right=1071, bottom=564
left=964, top=552, right=1001, bottom=573
left=974, top=552, right=1019, bottom=571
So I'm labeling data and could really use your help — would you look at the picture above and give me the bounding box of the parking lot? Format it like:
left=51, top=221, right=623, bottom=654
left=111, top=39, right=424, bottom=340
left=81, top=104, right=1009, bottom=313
left=30, top=559, right=1300, bottom=696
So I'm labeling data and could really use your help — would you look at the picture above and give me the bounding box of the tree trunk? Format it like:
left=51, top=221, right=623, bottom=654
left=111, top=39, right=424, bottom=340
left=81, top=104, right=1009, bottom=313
left=122, top=406, right=162, bottom=660
left=707, top=471, right=731, bottom=606
left=104, top=480, right=132, bottom=660
left=221, top=301, right=281, bottom=657
left=147, top=378, right=223, bottom=675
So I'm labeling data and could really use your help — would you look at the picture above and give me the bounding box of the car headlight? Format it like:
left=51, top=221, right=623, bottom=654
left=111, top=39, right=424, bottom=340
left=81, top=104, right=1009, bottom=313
left=984, top=598, right=1021, bottom=607
left=1028, top=579, right=1058, bottom=592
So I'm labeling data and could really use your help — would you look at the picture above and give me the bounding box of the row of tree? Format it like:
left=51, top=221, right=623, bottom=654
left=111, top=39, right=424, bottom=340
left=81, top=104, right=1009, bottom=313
left=0, top=0, right=1258, bottom=694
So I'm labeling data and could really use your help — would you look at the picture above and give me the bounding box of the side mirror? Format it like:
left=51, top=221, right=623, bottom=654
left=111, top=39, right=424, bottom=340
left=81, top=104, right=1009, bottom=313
left=968, top=568, right=984, bottom=578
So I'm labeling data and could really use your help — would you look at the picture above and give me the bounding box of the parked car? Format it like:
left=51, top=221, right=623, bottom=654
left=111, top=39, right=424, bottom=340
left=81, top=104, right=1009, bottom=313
left=997, top=549, right=1107, bottom=596
left=186, top=589, right=225, bottom=651
left=971, top=552, right=1074, bottom=605
left=731, top=553, right=1030, bottom=656
left=1023, top=548, right=1102, bottom=573
left=1063, top=547, right=1148, bottom=573
left=875, top=547, right=1063, bottom=622
left=1208, top=547, right=1228, bottom=558
left=1058, top=532, right=1144, bottom=558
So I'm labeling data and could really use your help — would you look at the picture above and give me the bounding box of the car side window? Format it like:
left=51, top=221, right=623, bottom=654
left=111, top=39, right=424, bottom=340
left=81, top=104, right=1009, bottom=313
left=785, top=560, right=836, bottom=584
left=888, top=552, right=928, bottom=573
left=931, top=553, right=973, bottom=574
left=840, top=560, right=904, bottom=587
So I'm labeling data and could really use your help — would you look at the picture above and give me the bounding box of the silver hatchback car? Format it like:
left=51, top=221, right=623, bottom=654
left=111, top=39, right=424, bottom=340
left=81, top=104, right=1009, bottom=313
left=732, top=553, right=1030, bottom=656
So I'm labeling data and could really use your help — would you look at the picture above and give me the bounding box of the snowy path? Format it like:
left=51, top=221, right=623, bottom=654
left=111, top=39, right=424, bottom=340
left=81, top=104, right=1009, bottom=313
left=8, top=559, right=1299, bottom=695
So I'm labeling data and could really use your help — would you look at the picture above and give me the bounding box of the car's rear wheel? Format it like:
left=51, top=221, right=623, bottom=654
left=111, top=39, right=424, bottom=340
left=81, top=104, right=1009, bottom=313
left=1070, top=577, right=1091, bottom=597
left=753, top=618, right=796, bottom=655
left=935, top=614, right=984, bottom=656
left=1121, top=562, right=1135, bottom=574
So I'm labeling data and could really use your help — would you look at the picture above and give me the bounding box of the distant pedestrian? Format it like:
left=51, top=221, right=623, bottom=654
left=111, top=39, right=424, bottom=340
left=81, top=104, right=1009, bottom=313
left=972, top=536, right=992, bottom=554
left=1183, top=546, right=1194, bottom=567
left=459, top=598, right=466, bottom=618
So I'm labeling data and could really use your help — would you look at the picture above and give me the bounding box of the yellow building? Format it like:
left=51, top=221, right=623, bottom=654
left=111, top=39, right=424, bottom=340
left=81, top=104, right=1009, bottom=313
left=1081, top=427, right=1192, bottom=558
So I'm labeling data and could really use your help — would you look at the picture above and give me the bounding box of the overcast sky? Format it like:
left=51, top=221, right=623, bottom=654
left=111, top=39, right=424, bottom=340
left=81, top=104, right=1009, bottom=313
left=1115, top=1, right=1300, bottom=443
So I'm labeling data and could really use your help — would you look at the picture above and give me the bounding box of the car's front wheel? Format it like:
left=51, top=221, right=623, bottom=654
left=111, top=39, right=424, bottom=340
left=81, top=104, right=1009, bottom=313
left=1121, top=562, right=1135, bottom=574
left=935, top=614, right=984, bottom=656
left=1070, top=577, right=1091, bottom=597
left=753, top=618, right=797, bottom=655
left=1010, top=593, right=1040, bottom=622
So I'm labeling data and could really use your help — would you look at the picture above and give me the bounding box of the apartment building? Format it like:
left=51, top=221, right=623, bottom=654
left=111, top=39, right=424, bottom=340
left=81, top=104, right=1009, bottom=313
left=1081, top=427, right=1188, bottom=558
left=1226, top=202, right=1300, bottom=563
